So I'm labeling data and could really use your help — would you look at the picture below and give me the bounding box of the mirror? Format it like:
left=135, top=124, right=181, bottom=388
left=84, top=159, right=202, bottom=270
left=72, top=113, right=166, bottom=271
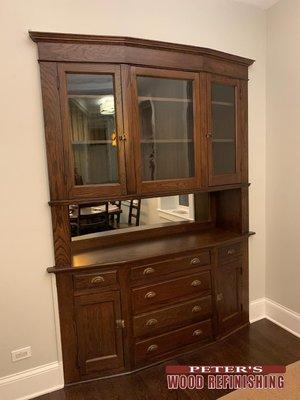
left=69, top=193, right=210, bottom=239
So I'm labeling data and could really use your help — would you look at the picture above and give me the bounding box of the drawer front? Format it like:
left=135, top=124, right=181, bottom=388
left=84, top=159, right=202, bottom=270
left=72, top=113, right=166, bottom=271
left=74, top=270, right=117, bottom=290
left=130, top=251, right=211, bottom=281
left=133, top=295, right=212, bottom=337
left=135, top=319, right=212, bottom=363
left=132, top=271, right=211, bottom=313
left=218, top=242, right=242, bottom=264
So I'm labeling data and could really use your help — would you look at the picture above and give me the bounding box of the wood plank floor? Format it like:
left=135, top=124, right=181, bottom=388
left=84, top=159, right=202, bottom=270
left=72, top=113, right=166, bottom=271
left=35, top=319, right=300, bottom=400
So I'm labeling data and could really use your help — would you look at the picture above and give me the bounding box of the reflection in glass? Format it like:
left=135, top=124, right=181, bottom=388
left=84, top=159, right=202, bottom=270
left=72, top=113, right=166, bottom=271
left=67, top=74, right=118, bottom=185
left=137, top=76, right=195, bottom=181
left=211, top=83, right=236, bottom=175
left=69, top=193, right=210, bottom=239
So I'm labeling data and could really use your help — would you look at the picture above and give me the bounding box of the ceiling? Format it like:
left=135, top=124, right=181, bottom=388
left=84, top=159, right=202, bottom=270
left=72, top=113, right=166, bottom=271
left=232, top=0, right=280, bottom=9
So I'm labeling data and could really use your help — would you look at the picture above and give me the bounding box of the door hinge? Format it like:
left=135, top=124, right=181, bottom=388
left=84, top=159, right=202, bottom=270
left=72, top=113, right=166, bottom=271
left=56, top=74, right=60, bottom=90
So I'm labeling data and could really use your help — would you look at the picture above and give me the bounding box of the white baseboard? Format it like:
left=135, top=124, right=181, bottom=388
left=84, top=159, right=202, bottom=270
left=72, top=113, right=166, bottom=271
left=250, top=297, right=300, bottom=338
left=0, top=362, right=64, bottom=400
left=249, top=298, right=265, bottom=323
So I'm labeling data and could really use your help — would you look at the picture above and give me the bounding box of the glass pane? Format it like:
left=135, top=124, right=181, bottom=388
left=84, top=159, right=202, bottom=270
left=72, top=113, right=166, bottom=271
left=67, top=74, right=119, bottom=185
left=211, top=83, right=236, bottom=175
left=137, top=76, right=195, bottom=181
left=69, top=193, right=210, bottom=239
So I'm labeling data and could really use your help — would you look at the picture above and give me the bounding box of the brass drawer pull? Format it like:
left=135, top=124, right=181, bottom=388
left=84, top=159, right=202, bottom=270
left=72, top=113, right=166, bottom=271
left=191, top=279, right=202, bottom=287
left=90, top=276, right=105, bottom=284
left=147, top=344, right=158, bottom=353
left=193, top=329, right=203, bottom=337
left=190, top=257, right=201, bottom=265
left=145, top=291, right=156, bottom=299
left=227, top=248, right=236, bottom=255
left=192, top=305, right=202, bottom=313
left=143, top=267, right=155, bottom=275
left=146, top=318, right=158, bottom=326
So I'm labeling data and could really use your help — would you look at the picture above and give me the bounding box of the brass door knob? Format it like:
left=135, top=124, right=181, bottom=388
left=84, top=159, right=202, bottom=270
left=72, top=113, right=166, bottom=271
left=193, top=329, right=203, bottom=336
left=147, top=344, right=158, bottom=353
left=145, top=291, right=156, bottom=299
left=190, top=257, right=201, bottom=265
left=91, top=276, right=105, bottom=284
left=191, top=280, right=202, bottom=287
left=143, top=267, right=155, bottom=275
left=146, top=318, right=158, bottom=326
left=192, top=305, right=202, bottom=313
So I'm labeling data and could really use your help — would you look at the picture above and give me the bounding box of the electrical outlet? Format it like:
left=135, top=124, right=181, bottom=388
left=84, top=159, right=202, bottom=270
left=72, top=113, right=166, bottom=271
left=11, top=346, right=32, bottom=362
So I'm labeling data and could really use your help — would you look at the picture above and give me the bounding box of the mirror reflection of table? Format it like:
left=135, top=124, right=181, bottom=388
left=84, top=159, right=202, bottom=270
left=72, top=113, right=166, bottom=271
left=69, top=204, right=121, bottom=219
left=69, top=203, right=122, bottom=236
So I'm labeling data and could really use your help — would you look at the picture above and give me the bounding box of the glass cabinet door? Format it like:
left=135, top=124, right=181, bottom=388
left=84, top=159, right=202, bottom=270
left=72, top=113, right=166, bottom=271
left=207, top=76, right=242, bottom=186
left=58, top=64, right=127, bottom=198
left=131, top=67, right=201, bottom=194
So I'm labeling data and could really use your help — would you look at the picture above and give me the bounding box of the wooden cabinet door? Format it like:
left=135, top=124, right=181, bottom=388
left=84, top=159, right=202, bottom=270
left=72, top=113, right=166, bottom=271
left=129, top=66, right=202, bottom=195
left=207, top=75, right=242, bottom=186
left=58, top=64, right=127, bottom=199
left=74, top=291, right=124, bottom=375
left=216, top=260, right=243, bottom=334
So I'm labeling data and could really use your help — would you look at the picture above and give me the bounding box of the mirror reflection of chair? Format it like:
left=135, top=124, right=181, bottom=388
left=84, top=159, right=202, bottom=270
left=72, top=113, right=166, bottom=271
left=128, top=199, right=141, bottom=226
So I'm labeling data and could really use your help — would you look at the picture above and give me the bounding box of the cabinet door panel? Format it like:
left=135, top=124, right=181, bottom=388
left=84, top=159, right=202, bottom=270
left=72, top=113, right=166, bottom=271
left=207, top=75, right=242, bottom=186
left=216, top=260, right=242, bottom=334
left=130, top=67, right=201, bottom=194
left=75, top=291, right=124, bottom=375
left=58, top=64, right=127, bottom=199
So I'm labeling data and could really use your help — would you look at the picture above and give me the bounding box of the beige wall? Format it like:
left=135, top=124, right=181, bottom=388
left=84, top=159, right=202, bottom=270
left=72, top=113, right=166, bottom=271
left=0, top=0, right=266, bottom=378
left=266, top=0, right=300, bottom=312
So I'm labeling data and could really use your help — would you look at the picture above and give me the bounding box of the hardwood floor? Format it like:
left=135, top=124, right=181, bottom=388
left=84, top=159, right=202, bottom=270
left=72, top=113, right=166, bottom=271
left=35, top=319, right=300, bottom=400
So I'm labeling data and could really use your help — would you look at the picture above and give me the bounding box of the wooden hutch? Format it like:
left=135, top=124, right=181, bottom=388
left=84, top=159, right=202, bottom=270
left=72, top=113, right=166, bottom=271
left=30, top=31, right=254, bottom=385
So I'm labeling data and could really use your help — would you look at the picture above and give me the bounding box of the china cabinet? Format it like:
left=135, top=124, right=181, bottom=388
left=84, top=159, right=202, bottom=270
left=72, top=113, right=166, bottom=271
left=30, top=31, right=254, bottom=385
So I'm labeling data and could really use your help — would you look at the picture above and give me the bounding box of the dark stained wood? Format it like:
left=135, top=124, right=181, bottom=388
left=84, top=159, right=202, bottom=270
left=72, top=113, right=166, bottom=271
left=69, top=229, right=247, bottom=270
left=215, top=259, right=243, bottom=335
left=75, top=290, right=124, bottom=375
left=48, top=183, right=251, bottom=206
left=133, top=295, right=212, bottom=337
left=73, top=270, right=118, bottom=291
left=129, top=66, right=202, bottom=195
left=32, top=320, right=300, bottom=400
left=206, top=75, right=243, bottom=186
left=29, top=32, right=254, bottom=67
left=134, top=319, right=212, bottom=365
left=39, top=62, right=67, bottom=200
left=214, top=188, right=242, bottom=233
left=51, top=206, right=71, bottom=267
left=57, top=63, right=127, bottom=199
left=30, top=33, right=253, bottom=385
left=132, top=271, right=212, bottom=314
left=130, top=250, right=211, bottom=282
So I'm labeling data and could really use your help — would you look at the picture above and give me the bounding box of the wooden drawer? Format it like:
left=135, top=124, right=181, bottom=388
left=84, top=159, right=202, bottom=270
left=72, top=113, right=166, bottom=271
left=218, top=242, right=242, bottom=264
left=135, top=319, right=212, bottom=363
left=132, top=271, right=211, bottom=313
left=133, top=295, right=212, bottom=337
left=130, top=251, right=211, bottom=281
left=74, top=270, right=117, bottom=291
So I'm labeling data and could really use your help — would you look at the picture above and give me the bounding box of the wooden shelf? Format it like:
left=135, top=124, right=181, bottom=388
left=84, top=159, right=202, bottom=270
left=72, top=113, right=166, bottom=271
left=141, top=139, right=193, bottom=144
left=212, top=101, right=234, bottom=106
left=139, top=96, right=192, bottom=103
left=212, top=139, right=235, bottom=143
left=47, top=228, right=251, bottom=271
left=72, top=140, right=112, bottom=145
